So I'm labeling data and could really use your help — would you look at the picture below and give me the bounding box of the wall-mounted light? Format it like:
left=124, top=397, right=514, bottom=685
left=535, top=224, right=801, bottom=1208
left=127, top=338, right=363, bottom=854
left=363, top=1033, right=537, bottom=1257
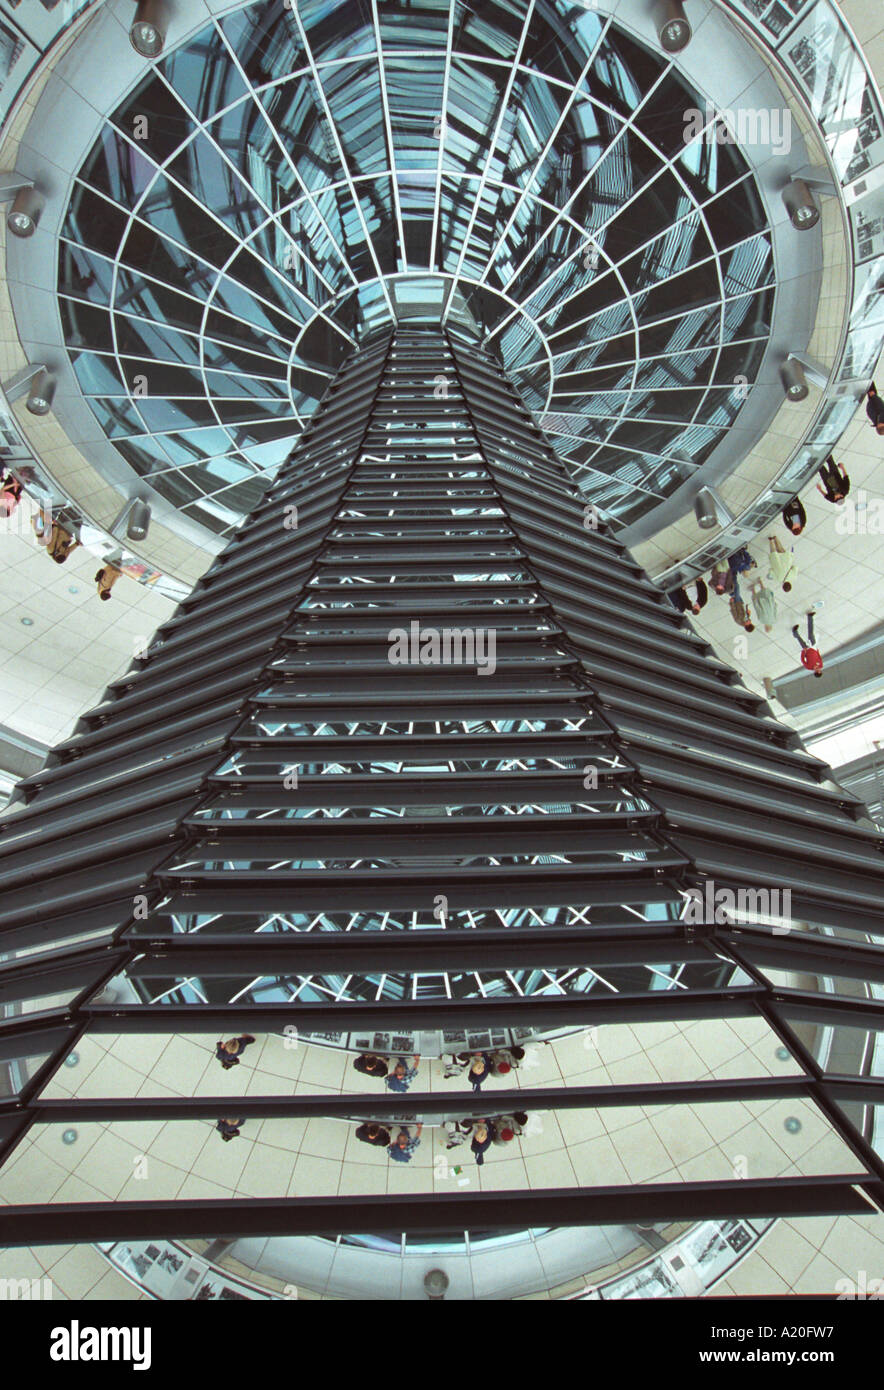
left=26, top=369, right=56, bottom=416
left=6, top=183, right=44, bottom=238
left=782, top=179, right=820, bottom=230
left=657, top=0, right=692, bottom=53
left=780, top=358, right=809, bottom=402
left=693, top=489, right=718, bottom=529
left=110, top=495, right=152, bottom=543
left=130, top=0, right=167, bottom=57
left=693, top=485, right=733, bottom=530
left=127, top=498, right=152, bottom=541
left=3, top=363, right=58, bottom=417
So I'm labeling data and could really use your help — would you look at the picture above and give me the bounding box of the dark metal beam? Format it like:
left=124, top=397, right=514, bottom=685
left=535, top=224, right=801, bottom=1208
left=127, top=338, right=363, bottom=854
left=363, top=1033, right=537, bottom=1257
left=76, top=989, right=763, bottom=1034
left=29, top=1075, right=883, bottom=1124
left=123, top=923, right=714, bottom=976
left=0, top=1177, right=876, bottom=1245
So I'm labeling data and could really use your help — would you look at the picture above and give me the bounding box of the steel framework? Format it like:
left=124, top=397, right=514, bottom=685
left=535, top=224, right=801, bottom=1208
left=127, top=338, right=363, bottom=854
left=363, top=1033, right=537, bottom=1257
left=1, top=327, right=883, bottom=1246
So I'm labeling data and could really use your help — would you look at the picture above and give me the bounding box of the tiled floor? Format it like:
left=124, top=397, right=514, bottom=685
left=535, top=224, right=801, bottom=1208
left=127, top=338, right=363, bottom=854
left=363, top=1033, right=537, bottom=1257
left=3, top=1023, right=881, bottom=1297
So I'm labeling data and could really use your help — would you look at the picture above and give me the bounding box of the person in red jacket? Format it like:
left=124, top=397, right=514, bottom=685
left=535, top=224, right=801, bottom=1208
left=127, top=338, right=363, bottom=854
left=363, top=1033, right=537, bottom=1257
left=791, top=612, right=823, bottom=677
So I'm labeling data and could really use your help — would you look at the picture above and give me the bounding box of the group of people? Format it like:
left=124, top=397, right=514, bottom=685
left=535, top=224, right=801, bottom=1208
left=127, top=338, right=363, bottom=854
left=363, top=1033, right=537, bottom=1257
left=1, top=474, right=123, bottom=600
left=668, top=449, right=856, bottom=677
left=353, top=1047, right=525, bottom=1093
left=355, top=1112, right=530, bottom=1167
left=211, top=1039, right=531, bottom=1151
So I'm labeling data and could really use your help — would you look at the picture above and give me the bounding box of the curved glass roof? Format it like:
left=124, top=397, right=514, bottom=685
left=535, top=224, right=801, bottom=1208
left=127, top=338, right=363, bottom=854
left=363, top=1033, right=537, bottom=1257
left=57, top=0, right=774, bottom=537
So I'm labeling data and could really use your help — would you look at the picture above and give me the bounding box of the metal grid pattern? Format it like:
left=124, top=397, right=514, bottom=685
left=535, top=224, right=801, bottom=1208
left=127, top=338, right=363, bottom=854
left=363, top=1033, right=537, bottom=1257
left=0, top=328, right=882, bottom=1245
left=56, top=0, right=773, bottom=538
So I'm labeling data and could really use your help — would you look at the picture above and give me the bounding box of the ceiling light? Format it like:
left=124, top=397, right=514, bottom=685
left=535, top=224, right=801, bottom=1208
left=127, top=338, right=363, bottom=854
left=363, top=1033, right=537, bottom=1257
left=693, top=486, right=732, bottom=529
left=127, top=498, right=152, bottom=541
left=782, top=179, right=820, bottom=230
left=780, top=359, right=809, bottom=401
left=26, top=368, right=56, bottom=415
left=657, top=0, right=692, bottom=53
left=6, top=185, right=43, bottom=238
left=130, top=0, right=167, bottom=57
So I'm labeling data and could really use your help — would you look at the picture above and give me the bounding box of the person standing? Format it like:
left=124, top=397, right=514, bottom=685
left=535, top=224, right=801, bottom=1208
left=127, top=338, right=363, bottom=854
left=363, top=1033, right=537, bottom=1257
left=47, top=521, right=80, bottom=564
left=748, top=579, right=778, bottom=633
left=791, top=612, right=824, bottom=677
left=216, top=1117, right=244, bottom=1142
left=353, top=1053, right=389, bottom=1079
left=728, top=588, right=754, bottom=632
left=214, top=1035, right=256, bottom=1070
left=728, top=546, right=756, bottom=578
left=466, top=1052, right=493, bottom=1092
left=490, top=1047, right=525, bottom=1076
left=95, top=563, right=123, bottom=599
left=782, top=497, right=806, bottom=535
left=710, top=563, right=735, bottom=596
left=0, top=473, right=23, bottom=518
left=355, top=1122, right=392, bottom=1147
left=816, top=454, right=849, bottom=504
left=470, top=1121, right=495, bottom=1167
left=384, top=1054, right=420, bottom=1092
left=768, top=535, right=797, bottom=592
left=387, top=1123, right=422, bottom=1163
left=866, top=382, right=884, bottom=436
left=490, top=1114, right=526, bottom=1145
left=670, top=580, right=708, bottom=615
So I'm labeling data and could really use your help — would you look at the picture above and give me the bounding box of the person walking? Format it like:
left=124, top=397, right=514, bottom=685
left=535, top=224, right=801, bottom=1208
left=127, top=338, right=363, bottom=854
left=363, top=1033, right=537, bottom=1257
left=387, top=1123, right=422, bottom=1163
left=791, top=612, right=824, bottom=677
left=748, top=579, right=778, bottom=633
left=782, top=497, right=806, bottom=535
left=355, top=1122, right=392, bottom=1147
left=866, top=381, right=884, bottom=435
left=768, top=535, right=797, bottom=592
left=214, top=1035, right=256, bottom=1070
left=816, top=454, right=849, bottom=504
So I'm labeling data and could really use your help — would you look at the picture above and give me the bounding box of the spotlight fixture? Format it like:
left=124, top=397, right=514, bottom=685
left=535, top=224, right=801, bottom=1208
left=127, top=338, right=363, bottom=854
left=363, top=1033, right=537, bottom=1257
left=424, top=1269, right=449, bottom=1300
left=6, top=184, right=44, bottom=238
left=26, top=368, right=56, bottom=416
left=126, top=498, right=152, bottom=541
left=782, top=179, right=820, bottom=230
left=780, top=358, right=809, bottom=402
left=693, top=488, right=718, bottom=530
left=130, top=0, right=167, bottom=57
left=657, top=0, right=692, bottom=53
